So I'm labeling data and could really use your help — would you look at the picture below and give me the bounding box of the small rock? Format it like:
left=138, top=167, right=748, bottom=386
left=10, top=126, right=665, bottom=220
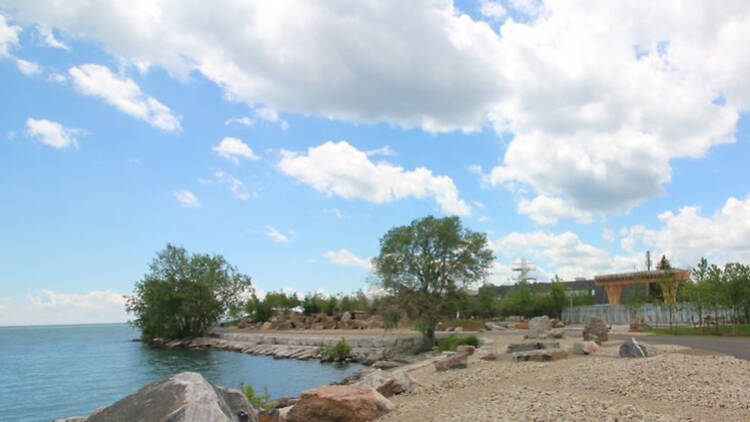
left=479, top=352, right=498, bottom=361
left=572, top=341, right=600, bottom=355
left=582, top=316, right=609, bottom=344
left=506, top=341, right=560, bottom=353
left=455, top=345, right=476, bottom=356
left=371, top=360, right=401, bottom=370
left=512, top=349, right=568, bottom=362
left=619, top=337, right=648, bottom=358
left=433, top=353, right=468, bottom=371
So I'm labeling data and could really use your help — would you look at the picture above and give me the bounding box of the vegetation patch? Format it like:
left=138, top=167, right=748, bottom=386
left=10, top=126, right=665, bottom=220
left=239, top=383, right=274, bottom=410
left=436, top=334, right=480, bottom=351
left=320, top=337, right=352, bottom=362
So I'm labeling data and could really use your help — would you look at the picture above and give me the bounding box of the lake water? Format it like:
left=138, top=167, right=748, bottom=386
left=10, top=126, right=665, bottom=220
left=0, top=324, right=365, bottom=422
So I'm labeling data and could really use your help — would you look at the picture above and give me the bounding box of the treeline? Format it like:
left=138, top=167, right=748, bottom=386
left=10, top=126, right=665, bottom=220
left=680, top=258, right=749, bottom=331
left=241, top=291, right=374, bottom=322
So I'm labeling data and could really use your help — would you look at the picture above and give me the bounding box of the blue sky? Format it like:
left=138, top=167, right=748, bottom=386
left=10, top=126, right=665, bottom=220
left=2, top=1, right=750, bottom=325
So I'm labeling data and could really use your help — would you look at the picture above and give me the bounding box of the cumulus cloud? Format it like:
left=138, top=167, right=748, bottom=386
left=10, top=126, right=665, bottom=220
left=517, top=195, right=594, bottom=225
left=212, top=137, right=259, bottom=164
left=479, top=0, right=507, bottom=20
left=265, top=226, right=293, bottom=243
left=0, top=13, right=20, bottom=57
left=68, top=64, right=181, bottom=132
left=253, top=106, right=289, bottom=130
left=493, top=231, right=640, bottom=280
left=323, top=249, right=372, bottom=270
left=26, top=118, right=80, bottom=149
left=621, top=195, right=750, bottom=267
left=15, top=57, right=40, bottom=75
left=5, top=2, right=750, bottom=215
left=172, top=189, right=199, bottom=208
left=279, top=141, right=470, bottom=215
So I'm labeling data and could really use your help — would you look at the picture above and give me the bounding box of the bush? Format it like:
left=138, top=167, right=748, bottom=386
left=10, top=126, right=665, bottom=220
left=436, top=334, right=480, bottom=351
left=239, top=383, right=274, bottom=410
left=320, top=337, right=351, bottom=362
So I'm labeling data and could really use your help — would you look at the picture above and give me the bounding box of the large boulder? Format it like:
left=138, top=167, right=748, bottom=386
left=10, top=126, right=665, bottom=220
left=526, top=316, right=552, bottom=339
left=582, top=316, right=609, bottom=344
left=74, top=372, right=256, bottom=422
left=619, top=337, right=648, bottom=358
left=356, top=369, right=416, bottom=397
left=286, top=385, right=393, bottom=422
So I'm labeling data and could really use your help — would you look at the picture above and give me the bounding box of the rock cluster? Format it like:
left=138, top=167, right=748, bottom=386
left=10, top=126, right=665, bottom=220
left=524, top=315, right=565, bottom=340
left=239, top=312, right=385, bottom=331
left=582, top=316, right=609, bottom=344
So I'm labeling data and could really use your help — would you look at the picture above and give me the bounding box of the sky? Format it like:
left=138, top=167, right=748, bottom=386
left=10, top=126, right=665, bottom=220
left=1, top=0, right=750, bottom=326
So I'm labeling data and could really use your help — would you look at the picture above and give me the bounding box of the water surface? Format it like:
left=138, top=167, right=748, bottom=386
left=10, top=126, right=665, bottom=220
left=0, top=323, right=364, bottom=422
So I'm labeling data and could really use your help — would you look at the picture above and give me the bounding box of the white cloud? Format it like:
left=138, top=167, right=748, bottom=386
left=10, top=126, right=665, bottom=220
left=0, top=289, right=128, bottom=326
left=602, top=228, right=616, bottom=243
left=37, top=24, right=68, bottom=50
left=0, top=1, right=504, bottom=133
left=517, top=195, right=594, bottom=226
left=265, top=226, right=293, bottom=243
left=29, top=289, right=126, bottom=310
left=254, top=106, right=289, bottom=130
left=0, top=13, right=20, bottom=57
left=323, top=249, right=372, bottom=270
left=173, top=189, right=199, bottom=208
left=364, top=146, right=397, bottom=157
left=621, top=195, right=750, bottom=267
left=25, top=118, right=80, bottom=149
left=213, top=171, right=252, bottom=200
left=225, top=116, right=255, bottom=126
left=68, top=64, right=181, bottom=132
left=15, top=57, right=40, bottom=75
left=5, top=2, right=750, bottom=216
left=48, top=72, right=66, bottom=83
left=479, top=0, right=507, bottom=20
left=212, top=137, right=259, bottom=164
left=493, top=231, right=640, bottom=280
left=279, top=141, right=470, bottom=215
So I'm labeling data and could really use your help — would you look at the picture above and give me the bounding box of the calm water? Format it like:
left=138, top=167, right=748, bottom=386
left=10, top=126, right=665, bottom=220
left=0, top=324, right=364, bottom=422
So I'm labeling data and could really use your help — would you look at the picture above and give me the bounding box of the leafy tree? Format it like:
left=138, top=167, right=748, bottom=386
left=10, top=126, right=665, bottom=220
left=476, top=283, right=501, bottom=318
left=548, top=276, right=568, bottom=319
left=127, top=244, right=252, bottom=340
left=722, top=262, right=750, bottom=333
left=499, top=282, right=534, bottom=317
left=323, top=295, right=339, bottom=316
left=373, top=216, right=494, bottom=347
left=244, top=293, right=272, bottom=322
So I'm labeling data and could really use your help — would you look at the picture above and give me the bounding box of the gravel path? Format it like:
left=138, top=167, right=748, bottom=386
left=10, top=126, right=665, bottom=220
left=377, top=333, right=750, bottom=421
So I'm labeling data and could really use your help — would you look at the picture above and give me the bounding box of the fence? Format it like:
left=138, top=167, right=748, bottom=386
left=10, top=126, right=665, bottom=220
left=562, top=302, right=735, bottom=326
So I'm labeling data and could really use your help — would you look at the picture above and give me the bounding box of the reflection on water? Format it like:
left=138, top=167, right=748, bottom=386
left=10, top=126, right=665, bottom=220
left=0, top=324, right=364, bottom=422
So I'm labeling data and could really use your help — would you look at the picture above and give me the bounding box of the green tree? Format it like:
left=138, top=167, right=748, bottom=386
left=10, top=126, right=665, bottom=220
left=373, top=216, right=494, bottom=347
left=548, top=276, right=568, bottom=319
left=476, top=283, right=501, bottom=318
left=500, top=282, right=534, bottom=317
left=722, top=262, right=750, bottom=333
left=127, top=244, right=252, bottom=340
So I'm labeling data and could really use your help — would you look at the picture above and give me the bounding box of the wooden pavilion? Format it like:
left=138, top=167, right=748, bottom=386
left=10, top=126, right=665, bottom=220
left=593, top=269, right=690, bottom=305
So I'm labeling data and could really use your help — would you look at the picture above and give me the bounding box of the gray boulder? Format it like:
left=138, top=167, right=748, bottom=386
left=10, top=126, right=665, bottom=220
left=512, top=349, right=568, bottom=362
left=619, top=337, right=648, bottom=358
left=526, top=316, right=552, bottom=339
left=78, top=372, right=257, bottom=422
left=506, top=341, right=559, bottom=353
left=582, top=316, right=609, bottom=344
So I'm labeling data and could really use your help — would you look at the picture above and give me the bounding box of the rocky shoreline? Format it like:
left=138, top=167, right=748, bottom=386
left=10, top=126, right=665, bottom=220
left=144, top=328, right=425, bottom=365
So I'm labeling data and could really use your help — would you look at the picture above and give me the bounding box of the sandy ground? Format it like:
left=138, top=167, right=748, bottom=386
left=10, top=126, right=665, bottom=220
left=377, top=331, right=750, bottom=421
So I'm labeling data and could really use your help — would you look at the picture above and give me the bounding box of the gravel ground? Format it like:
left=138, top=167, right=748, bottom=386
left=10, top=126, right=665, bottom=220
left=377, top=333, right=750, bottom=421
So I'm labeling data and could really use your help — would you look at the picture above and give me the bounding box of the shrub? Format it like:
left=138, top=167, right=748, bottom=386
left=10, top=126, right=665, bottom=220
left=436, top=334, right=480, bottom=351
left=320, top=337, right=352, bottom=362
left=239, top=383, right=274, bottom=410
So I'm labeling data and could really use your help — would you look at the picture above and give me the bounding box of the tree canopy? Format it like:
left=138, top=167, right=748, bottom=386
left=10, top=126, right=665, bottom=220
left=373, top=216, right=494, bottom=346
left=126, top=244, right=252, bottom=340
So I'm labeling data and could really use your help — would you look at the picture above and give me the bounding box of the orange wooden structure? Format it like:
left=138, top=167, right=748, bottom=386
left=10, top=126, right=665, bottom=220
left=593, top=269, right=689, bottom=305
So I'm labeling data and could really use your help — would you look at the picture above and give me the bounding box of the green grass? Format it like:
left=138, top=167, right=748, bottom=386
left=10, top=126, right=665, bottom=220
left=647, top=324, right=750, bottom=337
left=436, top=334, right=480, bottom=351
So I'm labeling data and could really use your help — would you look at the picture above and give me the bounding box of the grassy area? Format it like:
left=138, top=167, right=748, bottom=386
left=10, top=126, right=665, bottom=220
left=436, top=334, right=480, bottom=351
left=647, top=325, right=750, bottom=337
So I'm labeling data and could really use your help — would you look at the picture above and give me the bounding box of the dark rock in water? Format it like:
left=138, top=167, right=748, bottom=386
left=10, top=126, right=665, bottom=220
left=619, top=337, right=648, bottom=358
left=506, top=341, right=560, bottom=353
left=65, top=372, right=257, bottom=422
left=582, top=316, right=609, bottom=344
